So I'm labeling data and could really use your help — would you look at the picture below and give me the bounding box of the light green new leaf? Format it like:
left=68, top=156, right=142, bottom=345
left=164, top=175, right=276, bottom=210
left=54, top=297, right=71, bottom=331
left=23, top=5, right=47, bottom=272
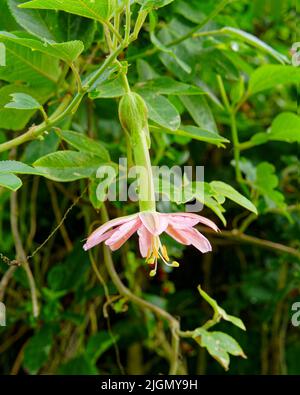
left=198, top=285, right=246, bottom=331
left=221, top=27, right=288, bottom=64
left=268, top=112, right=300, bottom=143
left=20, top=0, right=115, bottom=21
left=248, top=65, right=300, bottom=96
left=33, top=151, right=105, bottom=182
left=0, top=173, right=23, bottom=191
left=5, top=92, right=41, bottom=110
left=60, top=131, right=110, bottom=161
left=210, top=181, right=258, bottom=214
left=151, top=125, right=229, bottom=147
left=193, top=328, right=247, bottom=371
left=0, top=31, right=84, bottom=63
left=143, top=94, right=181, bottom=131
left=0, top=84, right=50, bottom=131
left=193, top=182, right=227, bottom=226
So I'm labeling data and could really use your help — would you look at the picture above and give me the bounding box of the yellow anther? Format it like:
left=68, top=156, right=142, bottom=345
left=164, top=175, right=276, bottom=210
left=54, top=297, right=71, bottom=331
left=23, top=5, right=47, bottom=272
left=146, top=248, right=152, bottom=261
left=153, top=248, right=159, bottom=258
left=150, top=269, right=156, bottom=277
left=161, top=245, right=170, bottom=261
left=172, top=261, right=180, bottom=267
left=147, top=257, right=155, bottom=265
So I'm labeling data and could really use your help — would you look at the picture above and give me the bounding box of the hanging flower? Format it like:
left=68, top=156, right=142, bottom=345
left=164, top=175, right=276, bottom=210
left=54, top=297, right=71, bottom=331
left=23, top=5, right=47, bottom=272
left=83, top=211, right=218, bottom=276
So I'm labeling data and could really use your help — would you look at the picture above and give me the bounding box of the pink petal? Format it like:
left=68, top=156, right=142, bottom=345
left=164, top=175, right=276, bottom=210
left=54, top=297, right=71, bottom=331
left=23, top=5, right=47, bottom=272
left=137, top=225, right=153, bottom=258
left=83, top=228, right=116, bottom=251
left=83, top=213, right=138, bottom=250
left=169, top=212, right=219, bottom=232
left=139, top=212, right=169, bottom=236
left=179, top=228, right=212, bottom=253
left=165, top=226, right=191, bottom=245
left=167, top=215, right=200, bottom=229
left=105, top=218, right=141, bottom=251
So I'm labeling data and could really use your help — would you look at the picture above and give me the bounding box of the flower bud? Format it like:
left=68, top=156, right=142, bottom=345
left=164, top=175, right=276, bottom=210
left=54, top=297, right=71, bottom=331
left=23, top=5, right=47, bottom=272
left=118, top=92, right=150, bottom=147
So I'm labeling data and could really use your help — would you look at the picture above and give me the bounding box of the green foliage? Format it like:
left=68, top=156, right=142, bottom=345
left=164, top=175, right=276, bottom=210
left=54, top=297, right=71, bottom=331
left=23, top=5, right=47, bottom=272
left=193, top=329, right=246, bottom=371
left=33, top=151, right=106, bottom=181
left=0, top=0, right=299, bottom=377
left=248, top=66, right=300, bottom=95
left=20, top=0, right=115, bottom=21
left=5, top=92, right=42, bottom=110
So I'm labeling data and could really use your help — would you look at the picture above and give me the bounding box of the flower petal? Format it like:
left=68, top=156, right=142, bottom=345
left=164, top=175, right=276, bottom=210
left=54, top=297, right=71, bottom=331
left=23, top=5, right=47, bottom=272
left=83, top=228, right=116, bottom=251
left=137, top=225, right=153, bottom=258
left=167, top=215, right=200, bottom=229
left=179, top=228, right=212, bottom=253
left=139, top=211, right=169, bottom=235
left=165, top=226, right=191, bottom=245
left=83, top=213, right=138, bottom=250
left=105, top=218, right=141, bottom=251
left=169, top=212, right=219, bottom=232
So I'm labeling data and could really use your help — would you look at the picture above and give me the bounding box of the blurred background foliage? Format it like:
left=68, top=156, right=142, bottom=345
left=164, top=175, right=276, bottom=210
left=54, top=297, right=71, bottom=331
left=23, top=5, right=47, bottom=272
left=0, top=0, right=299, bottom=375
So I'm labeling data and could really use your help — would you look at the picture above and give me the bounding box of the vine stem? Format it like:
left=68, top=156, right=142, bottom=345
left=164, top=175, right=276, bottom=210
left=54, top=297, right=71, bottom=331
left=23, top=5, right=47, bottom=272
left=10, top=192, right=39, bottom=318
left=230, top=110, right=243, bottom=183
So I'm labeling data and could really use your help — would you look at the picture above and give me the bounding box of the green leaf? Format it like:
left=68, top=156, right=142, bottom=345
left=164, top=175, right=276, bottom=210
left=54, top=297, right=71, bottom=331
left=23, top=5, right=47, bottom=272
left=59, top=131, right=110, bottom=161
left=136, top=77, right=205, bottom=96
left=255, top=162, right=286, bottom=209
left=0, top=160, right=42, bottom=175
left=58, top=355, right=98, bottom=375
left=5, top=92, right=41, bottom=110
left=198, top=285, right=246, bottom=331
left=137, top=0, right=174, bottom=11
left=268, top=112, right=300, bottom=143
left=151, top=125, right=229, bottom=147
left=0, top=31, right=84, bottom=62
left=179, top=95, right=218, bottom=133
left=0, top=173, right=22, bottom=191
left=20, top=0, right=114, bottom=21
left=193, top=328, right=247, bottom=371
left=248, top=65, right=300, bottom=96
left=89, top=166, right=117, bottom=209
left=230, top=76, right=245, bottom=105
left=86, top=331, right=119, bottom=364
left=23, top=326, right=54, bottom=374
left=33, top=150, right=105, bottom=182
left=210, top=181, right=258, bottom=214
left=0, top=84, right=50, bottom=131
left=143, top=94, right=181, bottom=131
left=240, top=159, right=286, bottom=209
left=8, top=0, right=56, bottom=40
left=0, top=39, right=60, bottom=85
left=220, top=27, right=288, bottom=64
left=89, top=74, right=126, bottom=99
left=150, top=32, right=191, bottom=74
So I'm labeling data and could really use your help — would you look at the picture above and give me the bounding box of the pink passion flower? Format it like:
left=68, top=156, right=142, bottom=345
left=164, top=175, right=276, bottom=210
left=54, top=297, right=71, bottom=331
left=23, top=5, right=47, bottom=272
left=83, top=211, right=219, bottom=277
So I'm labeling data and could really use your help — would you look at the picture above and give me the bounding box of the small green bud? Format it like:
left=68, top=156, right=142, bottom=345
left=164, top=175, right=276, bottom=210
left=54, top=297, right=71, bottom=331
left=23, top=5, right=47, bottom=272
left=119, top=92, right=150, bottom=147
